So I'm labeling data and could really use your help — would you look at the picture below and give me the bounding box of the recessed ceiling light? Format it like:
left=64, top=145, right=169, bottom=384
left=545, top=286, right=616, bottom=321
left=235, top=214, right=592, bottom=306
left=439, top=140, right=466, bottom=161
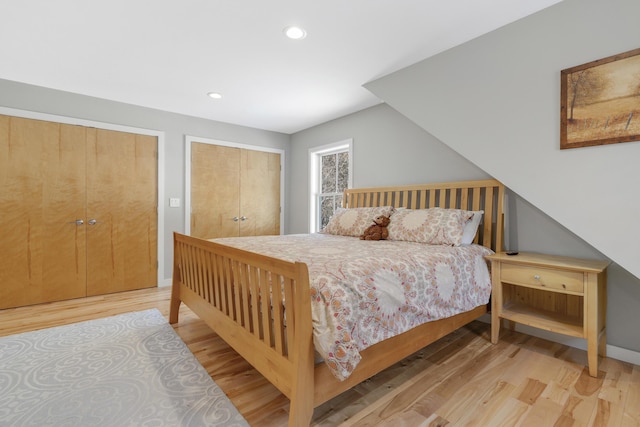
left=207, top=92, right=222, bottom=99
left=283, top=26, right=306, bottom=40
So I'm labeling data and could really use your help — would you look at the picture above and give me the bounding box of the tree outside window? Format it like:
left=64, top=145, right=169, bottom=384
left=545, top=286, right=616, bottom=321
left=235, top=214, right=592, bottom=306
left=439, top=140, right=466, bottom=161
left=309, top=140, right=352, bottom=232
left=319, top=151, right=349, bottom=229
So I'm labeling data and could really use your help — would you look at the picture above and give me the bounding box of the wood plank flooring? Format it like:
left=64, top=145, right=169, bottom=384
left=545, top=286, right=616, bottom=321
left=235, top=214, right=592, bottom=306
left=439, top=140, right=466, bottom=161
left=1, top=287, right=639, bottom=426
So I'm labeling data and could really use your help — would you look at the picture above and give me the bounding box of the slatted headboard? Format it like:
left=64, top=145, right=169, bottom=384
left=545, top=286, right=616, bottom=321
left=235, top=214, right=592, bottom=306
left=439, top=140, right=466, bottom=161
left=343, top=179, right=505, bottom=253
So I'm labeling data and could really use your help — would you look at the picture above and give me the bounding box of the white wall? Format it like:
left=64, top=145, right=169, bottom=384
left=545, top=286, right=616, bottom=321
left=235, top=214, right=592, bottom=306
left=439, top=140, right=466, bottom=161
left=365, top=0, right=640, bottom=280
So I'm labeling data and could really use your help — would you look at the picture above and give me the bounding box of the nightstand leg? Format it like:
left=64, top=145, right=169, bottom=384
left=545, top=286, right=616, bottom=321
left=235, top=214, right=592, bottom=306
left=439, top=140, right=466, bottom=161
left=586, top=272, right=601, bottom=377
left=490, top=260, right=502, bottom=344
left=598, top=272, right=607, bottom=360
left=491, top=312, right=500, bottom=344
left=587, top=337, right=598, bottom=377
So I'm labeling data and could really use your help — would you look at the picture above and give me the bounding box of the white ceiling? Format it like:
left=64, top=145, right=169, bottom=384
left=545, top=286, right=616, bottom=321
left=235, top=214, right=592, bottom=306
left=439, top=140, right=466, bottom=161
left=1, top=0, right=561, bottom=134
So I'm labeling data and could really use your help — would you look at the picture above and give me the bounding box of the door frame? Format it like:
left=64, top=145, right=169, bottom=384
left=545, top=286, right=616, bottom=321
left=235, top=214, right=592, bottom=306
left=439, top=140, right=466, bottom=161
left=0, top=107, right=165, bottom=287
left=184, top=135, right=285, bottom=236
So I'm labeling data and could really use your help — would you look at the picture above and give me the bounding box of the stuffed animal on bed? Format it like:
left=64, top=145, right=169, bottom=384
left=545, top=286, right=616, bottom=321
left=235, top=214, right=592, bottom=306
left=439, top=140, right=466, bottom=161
left=360, top=215, right=390, bottom=240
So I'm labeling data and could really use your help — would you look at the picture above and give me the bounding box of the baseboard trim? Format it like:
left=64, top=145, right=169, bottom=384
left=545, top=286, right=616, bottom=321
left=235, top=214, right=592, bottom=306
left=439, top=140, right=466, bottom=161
left=478, top=314, right=640, bottom=366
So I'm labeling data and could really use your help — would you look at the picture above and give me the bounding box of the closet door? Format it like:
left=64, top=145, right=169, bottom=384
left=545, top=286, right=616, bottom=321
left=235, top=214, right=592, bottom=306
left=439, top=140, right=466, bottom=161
left=190, top=143, right=241, bottom=239
left=0, top=116, right=87, bottom=309
left=190, top=141, right=281, bottom=239
left=85, top=129, right=158, bottom=296
left=239, top=149, right=281, bottom=237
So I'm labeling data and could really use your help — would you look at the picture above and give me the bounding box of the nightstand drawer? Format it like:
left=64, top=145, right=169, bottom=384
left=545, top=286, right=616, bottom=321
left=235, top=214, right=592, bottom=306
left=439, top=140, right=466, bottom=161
left=501, top=264, right=583, bottom=293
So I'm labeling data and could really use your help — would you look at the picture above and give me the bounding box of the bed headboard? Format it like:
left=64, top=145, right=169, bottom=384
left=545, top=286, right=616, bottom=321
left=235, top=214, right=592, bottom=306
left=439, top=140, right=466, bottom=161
left=343, top=179, right=505, bottom=253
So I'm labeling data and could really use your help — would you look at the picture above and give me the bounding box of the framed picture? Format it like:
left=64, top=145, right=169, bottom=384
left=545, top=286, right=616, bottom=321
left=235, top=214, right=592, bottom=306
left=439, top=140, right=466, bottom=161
left=560, top=48, right=640, bottom=149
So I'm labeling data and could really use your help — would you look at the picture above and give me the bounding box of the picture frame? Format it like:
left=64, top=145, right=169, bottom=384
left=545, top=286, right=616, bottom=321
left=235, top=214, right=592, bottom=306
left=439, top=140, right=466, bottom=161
left=560, top=47, right=640, bottom=149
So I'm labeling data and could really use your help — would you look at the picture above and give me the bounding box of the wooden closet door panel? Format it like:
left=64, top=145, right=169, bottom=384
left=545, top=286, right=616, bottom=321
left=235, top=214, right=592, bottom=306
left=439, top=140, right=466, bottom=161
left=0, top=116, right=87, bottom=309
left=86, top=129, right=157, bottom=296
left=239, top=149, right=280, bottom=237
left=191, top=143, right=240, bottom=239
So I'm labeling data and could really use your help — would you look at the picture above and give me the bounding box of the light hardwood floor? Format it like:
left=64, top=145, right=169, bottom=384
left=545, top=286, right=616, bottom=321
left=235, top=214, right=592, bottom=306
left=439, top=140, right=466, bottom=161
left=1, top=287, right=638, bottom=426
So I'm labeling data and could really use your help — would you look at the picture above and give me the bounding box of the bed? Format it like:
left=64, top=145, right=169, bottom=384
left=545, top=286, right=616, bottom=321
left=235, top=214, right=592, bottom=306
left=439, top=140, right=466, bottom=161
left=169, top=179, right=504, bottom=426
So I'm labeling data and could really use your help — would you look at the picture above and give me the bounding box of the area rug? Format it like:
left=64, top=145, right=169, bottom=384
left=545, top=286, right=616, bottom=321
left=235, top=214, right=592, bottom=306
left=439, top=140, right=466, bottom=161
left=0, top=309, right=249, bottom=426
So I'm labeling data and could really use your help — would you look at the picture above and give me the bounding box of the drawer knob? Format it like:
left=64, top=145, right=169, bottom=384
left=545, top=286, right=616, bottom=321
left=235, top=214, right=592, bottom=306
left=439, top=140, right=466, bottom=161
left=533, top=274, right=541, bottom=280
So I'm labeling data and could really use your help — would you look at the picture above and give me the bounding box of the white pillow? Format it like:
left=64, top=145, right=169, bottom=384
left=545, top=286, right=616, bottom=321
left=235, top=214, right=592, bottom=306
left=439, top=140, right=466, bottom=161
left=461, top=210, right=484, bottom=245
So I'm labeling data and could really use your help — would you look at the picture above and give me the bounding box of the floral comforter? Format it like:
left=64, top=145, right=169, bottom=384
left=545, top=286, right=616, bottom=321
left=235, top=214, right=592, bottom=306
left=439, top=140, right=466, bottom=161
left=212, top=233, right=493, bottom=381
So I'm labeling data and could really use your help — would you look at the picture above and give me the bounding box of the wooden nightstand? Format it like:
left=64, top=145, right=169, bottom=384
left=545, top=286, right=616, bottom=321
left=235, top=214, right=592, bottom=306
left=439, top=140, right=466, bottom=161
left=486, top=252, right=609, bottom=377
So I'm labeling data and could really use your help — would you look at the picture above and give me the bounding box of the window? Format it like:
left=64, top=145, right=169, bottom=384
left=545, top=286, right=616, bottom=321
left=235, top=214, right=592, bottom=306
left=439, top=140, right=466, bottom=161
left=309, top=139, right=352, bottom=232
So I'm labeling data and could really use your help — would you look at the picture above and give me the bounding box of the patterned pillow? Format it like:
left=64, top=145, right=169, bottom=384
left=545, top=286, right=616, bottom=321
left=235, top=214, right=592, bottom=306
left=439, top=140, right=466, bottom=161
left=387, top=207, right=474, bottom=246
left=323, top=206, right=395, bottom=237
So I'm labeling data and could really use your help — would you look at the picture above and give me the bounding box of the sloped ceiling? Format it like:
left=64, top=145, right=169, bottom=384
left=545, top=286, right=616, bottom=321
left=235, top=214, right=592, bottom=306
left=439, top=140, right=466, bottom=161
left=365, top=0, right=640, bottom=279
left=0, top=0, right=561, bottom=134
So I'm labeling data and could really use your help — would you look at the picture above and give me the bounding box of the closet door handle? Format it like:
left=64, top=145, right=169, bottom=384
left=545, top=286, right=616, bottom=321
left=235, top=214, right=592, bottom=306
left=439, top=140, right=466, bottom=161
left=88, top=219, right=98, bottom=225
left=232, top=216, right=239, bottom=222
left=240, top=216, right=248, bottom=221
left=68, top=219, right=84, bottom=225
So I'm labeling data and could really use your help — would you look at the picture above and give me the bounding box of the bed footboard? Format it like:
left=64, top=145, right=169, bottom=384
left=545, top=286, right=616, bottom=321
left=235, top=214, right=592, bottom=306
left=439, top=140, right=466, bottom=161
left=170, top=232, right=315, bottom=427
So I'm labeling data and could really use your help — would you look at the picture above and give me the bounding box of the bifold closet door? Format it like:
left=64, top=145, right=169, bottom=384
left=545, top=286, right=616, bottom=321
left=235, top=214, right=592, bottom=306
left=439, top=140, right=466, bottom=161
left=0, top=116, right=157, bottom=307
left=0, top=115, right=87, bottom=309
left=239, top=149, right=280, bottom=237
left=86, top=129, right=158, bottom=296
left=190, top=142, right=280, bottom=239
left=190, top=143, right=241, bottom=239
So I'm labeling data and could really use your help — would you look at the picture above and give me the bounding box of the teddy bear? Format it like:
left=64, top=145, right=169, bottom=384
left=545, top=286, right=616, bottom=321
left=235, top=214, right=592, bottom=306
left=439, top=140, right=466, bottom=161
left=360, top=215, right=390, bottom=240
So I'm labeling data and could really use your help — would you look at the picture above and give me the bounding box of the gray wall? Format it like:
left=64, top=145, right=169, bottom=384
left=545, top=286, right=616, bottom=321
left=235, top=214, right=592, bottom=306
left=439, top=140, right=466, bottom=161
left=0, top=78, right=290, bottom=280
left=288, top=103, right=490, bottom=233
left=362, top=0, right=640, bottom=353
left=366, top=0, right=640, bottom=280
left=290, top=102, right=640, bottom=355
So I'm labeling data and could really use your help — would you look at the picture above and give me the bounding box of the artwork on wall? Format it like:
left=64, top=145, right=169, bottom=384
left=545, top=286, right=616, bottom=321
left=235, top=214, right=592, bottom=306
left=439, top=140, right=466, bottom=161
left=560, top=47, right=640, bottom=149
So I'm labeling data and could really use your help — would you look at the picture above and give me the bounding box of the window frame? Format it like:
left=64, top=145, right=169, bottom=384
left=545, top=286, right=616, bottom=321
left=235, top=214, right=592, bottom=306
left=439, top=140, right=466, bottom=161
left=308, top=139, right=353, bottom=233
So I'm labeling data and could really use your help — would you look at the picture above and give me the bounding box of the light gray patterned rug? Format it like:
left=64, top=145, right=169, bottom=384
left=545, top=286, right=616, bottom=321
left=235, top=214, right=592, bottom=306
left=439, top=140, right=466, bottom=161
left=0, top=309, right=249, bottom=427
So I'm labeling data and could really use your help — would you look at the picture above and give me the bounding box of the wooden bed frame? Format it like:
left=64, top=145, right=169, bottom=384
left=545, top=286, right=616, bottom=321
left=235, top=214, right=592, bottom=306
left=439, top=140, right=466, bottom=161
left=169, top=179, right=504, bottom=426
